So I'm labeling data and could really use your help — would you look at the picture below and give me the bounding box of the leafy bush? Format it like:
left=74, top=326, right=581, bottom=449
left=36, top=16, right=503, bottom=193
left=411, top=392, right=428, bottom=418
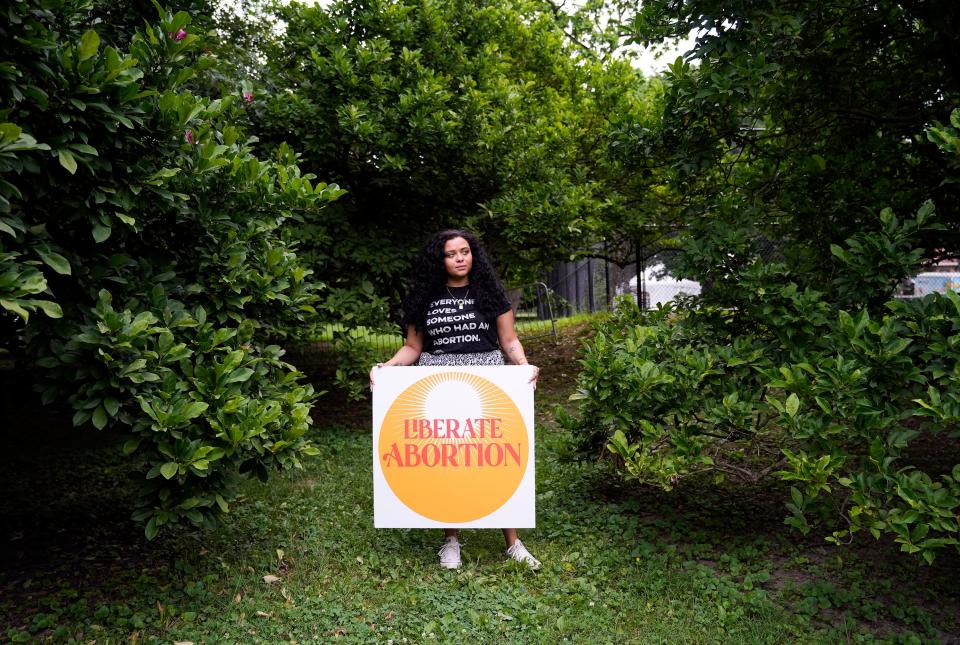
left=35, top=290, right=318, bottom=537
left=566, top=184, right=960, bottom=562
left=1, top=1, right=342, bottom=536
left=330, top=329, right=388, bottom=403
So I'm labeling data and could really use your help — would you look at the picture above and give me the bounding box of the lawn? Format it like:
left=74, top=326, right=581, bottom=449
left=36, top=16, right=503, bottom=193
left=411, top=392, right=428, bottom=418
left=1, top=323, right=958, bottom=643
left=307, top=311, right=590, bottom=347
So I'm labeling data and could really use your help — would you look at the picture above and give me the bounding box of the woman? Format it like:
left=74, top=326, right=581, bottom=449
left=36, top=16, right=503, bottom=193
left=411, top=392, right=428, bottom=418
left=369, top=229, right=541, bottom=570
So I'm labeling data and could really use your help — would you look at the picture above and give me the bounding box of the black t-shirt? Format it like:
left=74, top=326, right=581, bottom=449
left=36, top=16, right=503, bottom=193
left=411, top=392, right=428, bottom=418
left=421, top=285, right=511, bottom=354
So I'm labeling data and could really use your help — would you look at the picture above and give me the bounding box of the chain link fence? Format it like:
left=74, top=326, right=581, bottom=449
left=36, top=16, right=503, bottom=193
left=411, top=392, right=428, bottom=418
left=545, top=250, right=706, bottom=315
left=896, top=259, right=960, bottom=298
left=545, top=239, right=793, bottom=315
left=544, top=237, right=960, bottom=316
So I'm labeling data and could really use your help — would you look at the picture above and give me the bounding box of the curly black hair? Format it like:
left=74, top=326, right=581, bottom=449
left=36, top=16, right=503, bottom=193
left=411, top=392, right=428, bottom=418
left=401, top=229, right=511, bottom=332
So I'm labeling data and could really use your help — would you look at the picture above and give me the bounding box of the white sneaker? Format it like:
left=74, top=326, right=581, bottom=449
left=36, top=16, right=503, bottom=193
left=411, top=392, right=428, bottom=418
left=505, top=539, right=541, bottom=570
left=438, top=537, right=461, bottom=569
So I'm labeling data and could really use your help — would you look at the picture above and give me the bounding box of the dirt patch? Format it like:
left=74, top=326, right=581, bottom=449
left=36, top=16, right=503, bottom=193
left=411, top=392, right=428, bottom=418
left=523, top=322, right=594, bottom=404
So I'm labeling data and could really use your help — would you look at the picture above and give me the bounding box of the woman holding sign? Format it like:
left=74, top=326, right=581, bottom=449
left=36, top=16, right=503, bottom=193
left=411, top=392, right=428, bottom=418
left=370, top=229, right=541, bottom=570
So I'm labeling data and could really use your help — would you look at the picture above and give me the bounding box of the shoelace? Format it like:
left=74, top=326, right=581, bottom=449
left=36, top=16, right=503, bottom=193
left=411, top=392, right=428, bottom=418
left=508, top=541, right=540, bottom=567
left=438, top=541, right=460, bottom=560
left=509, top=544, right=530, bottom=559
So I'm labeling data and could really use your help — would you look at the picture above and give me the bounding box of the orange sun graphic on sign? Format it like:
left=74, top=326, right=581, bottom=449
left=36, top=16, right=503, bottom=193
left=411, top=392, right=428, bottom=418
left=379, top=372, right=528, bottom=523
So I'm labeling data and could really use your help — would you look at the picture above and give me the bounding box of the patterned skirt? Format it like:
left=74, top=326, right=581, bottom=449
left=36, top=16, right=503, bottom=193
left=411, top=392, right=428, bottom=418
left=416, top=350, right=505, bottom=366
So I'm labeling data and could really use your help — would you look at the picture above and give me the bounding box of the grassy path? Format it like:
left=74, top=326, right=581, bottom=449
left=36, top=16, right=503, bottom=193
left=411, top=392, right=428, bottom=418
left=154, top=425, right=800, bottom=643
left=2, top=325, right=958, bottom=643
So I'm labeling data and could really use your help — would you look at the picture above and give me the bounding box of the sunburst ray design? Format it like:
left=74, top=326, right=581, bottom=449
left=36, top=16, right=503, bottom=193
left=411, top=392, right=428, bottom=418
left=397, top=373, right=514, bottom=472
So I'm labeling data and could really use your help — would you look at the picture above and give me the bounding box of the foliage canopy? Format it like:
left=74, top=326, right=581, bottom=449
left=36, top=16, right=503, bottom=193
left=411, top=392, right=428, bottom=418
left=565, top=0, right=960, bottom=563
left=248, top=0, right=665, bottom=300
left=615, top=0, right=960, bottom=283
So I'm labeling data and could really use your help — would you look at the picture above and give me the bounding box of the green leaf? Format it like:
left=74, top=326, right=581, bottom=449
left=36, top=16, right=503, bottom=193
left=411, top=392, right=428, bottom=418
left=915, top=198, right=935, bottom=223
left=92, top=223, right=111, bottom=242
left=790, top=486, right=803, bottom=508
left=785, top=393, right=800, bottom=417
left=885, top=338, right=912, bottom=355
left=104, top=397, right=120, bottom=416
left=829, top=244, right=849, bottom=263
left=900, top=509, right=919, bottom=525
left=32, top=299, right=62, bottom=318
left=58, top=149, right=78, bottom=174
left=160, top=462, right=179, bottom=479
left=69, top=143, right=98, bottom=156
left=224, top=367, right=254, bottom=384
left=183, top=401, right=208, bottom=420
left=0, top=122, right=22, bottom=141
left=36, top=248, right=71, bottom=275
left=78, top=30, right=101, bottom=62
left=0, top=299, right=30, bottom=322
left=71, top=402, right=93, bottom=422
left=104, top=46, right=121, bottom=70
left=122, top=438, right=140, bottom=455
left=145, top=517, right=159, bottom=540
left=92, top=405, right=108, bottom=429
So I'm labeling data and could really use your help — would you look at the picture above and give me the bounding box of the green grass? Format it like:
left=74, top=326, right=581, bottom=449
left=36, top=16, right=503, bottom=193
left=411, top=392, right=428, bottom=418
left=520, top=310, right=606, bottom=331
left=308, top=312, right=604, bottom=347
left=2, top=428, right=803, bottom=643
left=2, top=325, right=958, bottom=643
left=309, top=323, right=404, bottom=347
left=5, top=424, right=955, bottom=643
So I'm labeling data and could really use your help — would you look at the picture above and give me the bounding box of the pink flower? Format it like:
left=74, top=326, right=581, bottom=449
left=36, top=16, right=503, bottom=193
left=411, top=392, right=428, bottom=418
left=243, top=91, right=254, bottom=103
left=184, top=129, right=195, bottom=144
left=168, top=28, right=187, bottom=42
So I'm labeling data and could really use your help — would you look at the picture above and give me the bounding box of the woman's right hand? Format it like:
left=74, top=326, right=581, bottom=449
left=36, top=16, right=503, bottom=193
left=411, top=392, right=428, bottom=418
left=369, top=362, right=385, bottom=389
left=371, top=328, right=422, bottom=389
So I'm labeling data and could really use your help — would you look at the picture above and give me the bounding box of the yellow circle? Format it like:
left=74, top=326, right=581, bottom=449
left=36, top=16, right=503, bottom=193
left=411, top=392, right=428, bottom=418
left=379, top=372, right=528, bottom=523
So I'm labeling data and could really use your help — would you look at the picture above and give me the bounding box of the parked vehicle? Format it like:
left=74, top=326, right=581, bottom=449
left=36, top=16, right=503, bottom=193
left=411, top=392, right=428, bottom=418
left=623, top=263, right=702, bottom=308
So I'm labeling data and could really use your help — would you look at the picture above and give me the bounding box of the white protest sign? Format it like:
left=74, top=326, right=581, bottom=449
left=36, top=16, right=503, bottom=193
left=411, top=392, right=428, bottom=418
left=372, top=365, right=536, bottom=528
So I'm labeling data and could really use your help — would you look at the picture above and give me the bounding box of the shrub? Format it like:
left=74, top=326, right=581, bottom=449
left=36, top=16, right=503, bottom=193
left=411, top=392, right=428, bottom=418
left=566, top=188, right=960, bottom=562
left=1, top=1, right=342, bottom=536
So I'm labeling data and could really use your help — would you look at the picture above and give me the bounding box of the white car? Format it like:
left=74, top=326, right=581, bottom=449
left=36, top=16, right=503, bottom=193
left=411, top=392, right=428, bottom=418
left=623, top=263, right=702, bottom=308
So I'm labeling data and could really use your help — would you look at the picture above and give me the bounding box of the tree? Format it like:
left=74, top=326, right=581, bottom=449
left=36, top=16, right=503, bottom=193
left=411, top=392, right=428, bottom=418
left=562, top=0, right=960, bottom=562
left=1, top=0, right=342, bottom=537
left=245, top=0, right=662, bottom=306
left=619, top=0, right=960, bottom=291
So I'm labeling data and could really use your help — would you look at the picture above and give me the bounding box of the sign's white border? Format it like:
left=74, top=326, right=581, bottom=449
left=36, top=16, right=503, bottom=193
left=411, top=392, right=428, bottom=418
left=372, top=365, right=536, bottom=528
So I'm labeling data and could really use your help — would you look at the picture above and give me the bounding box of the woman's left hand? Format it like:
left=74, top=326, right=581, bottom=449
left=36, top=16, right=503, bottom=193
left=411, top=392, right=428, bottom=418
left=528, top=364, right=540, bottom=389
